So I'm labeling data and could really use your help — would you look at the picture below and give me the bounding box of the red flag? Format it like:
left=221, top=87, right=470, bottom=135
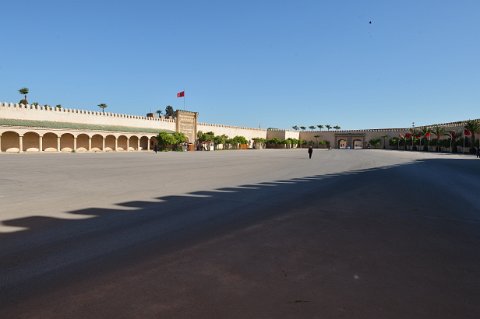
left=405, top=133, right=412, bottom=139
left=177, top=91, right=185, bottom=98
left=425, top=132, right=431, bottom=138
left=464, top=129, right=471, bottom=136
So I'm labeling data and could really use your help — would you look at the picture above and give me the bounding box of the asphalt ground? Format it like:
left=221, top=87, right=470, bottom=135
left=0, top=149, right=479, bottom=318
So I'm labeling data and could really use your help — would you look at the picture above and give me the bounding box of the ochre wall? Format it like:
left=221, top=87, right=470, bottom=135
left=1, top=101, right=478, bottom=152
left=0, top=102, right=176, bottom=131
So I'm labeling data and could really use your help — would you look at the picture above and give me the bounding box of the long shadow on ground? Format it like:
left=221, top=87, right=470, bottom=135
left=1, top=158, right=480, bottom=318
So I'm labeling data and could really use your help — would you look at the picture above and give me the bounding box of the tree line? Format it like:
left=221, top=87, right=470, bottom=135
left=292, top=125, right=341, bottom=131
left=386, top=121, right=480, bottom=153
left=17, top=87, right=177, bottom=117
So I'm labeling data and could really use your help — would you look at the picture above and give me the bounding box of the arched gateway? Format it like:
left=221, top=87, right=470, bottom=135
left=335, top=133, right=366, bottom=149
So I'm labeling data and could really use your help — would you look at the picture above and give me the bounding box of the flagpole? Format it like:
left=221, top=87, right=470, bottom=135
left=184, top=88, right=186, bottom=110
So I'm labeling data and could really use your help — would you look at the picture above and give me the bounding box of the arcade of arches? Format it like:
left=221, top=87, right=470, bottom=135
left=335, top=133, right=366, bottom=149
left=0, top=129, right=158, bottom=153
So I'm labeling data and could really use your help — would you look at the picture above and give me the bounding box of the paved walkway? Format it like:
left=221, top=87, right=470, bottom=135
left=1, top=150, right=479, bottom=318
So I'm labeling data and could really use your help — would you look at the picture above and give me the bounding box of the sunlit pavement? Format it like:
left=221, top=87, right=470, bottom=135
left=1, top=149, right=479, bottom=318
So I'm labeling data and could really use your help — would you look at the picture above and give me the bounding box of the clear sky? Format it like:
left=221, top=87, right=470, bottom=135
left=1, top=0, right=479, bottom=130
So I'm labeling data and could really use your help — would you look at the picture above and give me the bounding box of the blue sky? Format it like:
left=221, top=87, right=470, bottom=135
left=1, top=0, right=479, bottom=129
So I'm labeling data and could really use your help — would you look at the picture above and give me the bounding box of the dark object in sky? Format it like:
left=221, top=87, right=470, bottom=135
left=369, top=20, right=372, bottom=24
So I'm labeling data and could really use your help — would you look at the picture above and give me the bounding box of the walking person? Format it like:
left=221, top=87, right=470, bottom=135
left=477, top=146, right=480, bottom=158
left=308, top=145, right=313, bottom=159
left=154, top=144, right=158, bottom=154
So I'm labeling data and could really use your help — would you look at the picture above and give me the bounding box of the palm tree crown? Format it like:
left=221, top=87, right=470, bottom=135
left=18, top=87, right=29, bottom=104
left=317, top=125, right=323, bottom=131
left=432, top=125, right=445, bottom=151
left=333, top=125, right=341, bottom=130
left=98, top=103, right=108, bottom=113
left=292, top=125, right=299, bottom=131
left=309, top=126, right=316, bottom=130
left=165, top=105, right=175, bottom=117
left=464, top=119, right=480, bottom=149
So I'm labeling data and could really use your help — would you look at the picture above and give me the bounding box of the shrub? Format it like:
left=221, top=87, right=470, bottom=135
left=369, top=138, right=381, bottom=148
left=157, top=131, right=176, bottom=150
left=232, top=135, right=248, bottom=145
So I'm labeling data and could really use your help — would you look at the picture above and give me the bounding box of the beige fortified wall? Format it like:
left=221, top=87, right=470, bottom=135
left=0, top=102, right=269, bottom=152
left=299, top=119, right=478, bottom=149
left=0, top=101, right=478, bottom=152
left=266, top=129, right=299, bottom=140
left=197, top=122, right=267, bottom=147
left=0, top=102, right=176, bottom=131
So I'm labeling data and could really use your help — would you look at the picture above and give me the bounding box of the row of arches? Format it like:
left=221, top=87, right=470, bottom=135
left=0, top=131, right=158, bottom=153
left=337, top=139, right=364, bottom=149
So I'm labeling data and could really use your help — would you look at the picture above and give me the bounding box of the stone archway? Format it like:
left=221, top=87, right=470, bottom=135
left=140, top=136, right=149, bottom=150
left=77, top=134, right=90, bottom=152
left=91, top=134, right=103, bottom=152
left=61, top=133, right=74, bottom=152
left=117, top=135, right=128, bottom=151
left=150, top=136, right=158, bottom=149
left=338, top=139, right=347, bottom=149
left=105, top=135, right=116, bottom=152
left=353, top=139, right=363, bottom=149
left=1, top=131, right=20, bottom=152
left=23, top=131, right=40, bottom=152
left=42, top=132, right=58, bottom=152
left=129, top=136, right=139, bottom=151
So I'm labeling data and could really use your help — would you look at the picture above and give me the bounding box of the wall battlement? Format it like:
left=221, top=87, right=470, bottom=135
left=0, top=101, right=177, bottom=132
left=2, top=101, right=478, bottom=150
left=0, top=102, right=176, bottom=123
left=198, top=121, right=266, bottom=132
left=299, top=118, right=480, bottom=135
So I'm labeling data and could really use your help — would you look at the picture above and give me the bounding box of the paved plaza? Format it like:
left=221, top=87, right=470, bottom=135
left=1, top=149, right=479, bottom=318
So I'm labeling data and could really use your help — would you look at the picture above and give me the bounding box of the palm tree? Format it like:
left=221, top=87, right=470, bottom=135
left=18, top=87, right=29, bottom=104
left=409, top=127, right=418, bottom=150
left=399, top=134, right=407, bottom=150
left=325, top=125, right=332, bottom=131
left=369, top=138, right=381, bottom=149
left=165, top=105, right=175, bottom=117
left=300, top=126, right=306, bottom=131
left=55, top=104, right=62, bottom=109
left=317, top=125, right=323, bottom=131
left=156, top=109, right=163, bottom=117
left=431, top=125, right=445, bottom=152
left=390, top=137, right=399, bottom=150
left=445, top=130, right=461, bottom=153
left=292, top=125, right=299, bottom=131
left=421, top=127, right=432, bottom=151
left=98, top=103, right=108, bottom=113
left=309, top=125, right=316, bottom=130
left=381, top=135, right=388, bottom=149
left=333, top=125, right=341, bottom=130
left=314, top=135, right=320, bottom=147
left=464, top=119, right=480, bottom=152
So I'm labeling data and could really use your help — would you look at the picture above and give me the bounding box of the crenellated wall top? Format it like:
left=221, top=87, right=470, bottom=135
left=1, top=101, right=478, bottom=133
left=0, top=102, right=176, bottom=123
left=198, top=121, right=266, bottom=132
left=267, top=128, right=298, bottom=133
left=298, top=118, right=480, bottom=134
